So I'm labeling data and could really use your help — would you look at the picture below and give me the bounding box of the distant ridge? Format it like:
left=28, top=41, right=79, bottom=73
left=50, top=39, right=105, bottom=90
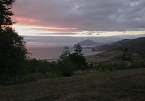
left=110, top=37, right=145, bottom=56
left=112, top=37, right=145, bottom=47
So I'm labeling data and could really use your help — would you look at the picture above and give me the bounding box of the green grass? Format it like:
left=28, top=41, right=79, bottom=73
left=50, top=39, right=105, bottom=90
left=0, top=68, right=145, bottom=101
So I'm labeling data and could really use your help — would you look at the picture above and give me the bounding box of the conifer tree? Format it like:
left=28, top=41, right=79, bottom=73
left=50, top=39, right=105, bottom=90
left=0, top=0, right=27, bottom=84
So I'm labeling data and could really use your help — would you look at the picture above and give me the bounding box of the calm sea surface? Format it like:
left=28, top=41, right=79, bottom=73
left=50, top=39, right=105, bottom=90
left=27, top=45, right=99, bottom=60
left=27, top=45, right=65, bottom=59
left=24, top=36, right=119, bottom=59
left=26, top=43, right=99, bottom=59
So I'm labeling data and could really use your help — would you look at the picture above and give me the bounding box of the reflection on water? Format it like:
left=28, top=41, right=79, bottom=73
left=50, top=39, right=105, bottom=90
left=27, top=45, right=64, bottom=59
left=26, top=42, right=99, bottom=60
left=24, top=36, right=121, bottom=59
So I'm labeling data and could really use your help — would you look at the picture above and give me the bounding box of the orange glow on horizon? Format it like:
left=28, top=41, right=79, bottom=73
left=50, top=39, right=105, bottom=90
left=14, top=24, right=145, bottom=37
left=13, top=16, right=145, bottom=37
left=13, top=16, right=40, bottom=25
left=13, top=16, right=79, bottom=35
left=13, top=24, right=78, bottom=36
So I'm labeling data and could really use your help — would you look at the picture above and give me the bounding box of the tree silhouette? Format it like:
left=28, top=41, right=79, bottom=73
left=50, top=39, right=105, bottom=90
left=73, top=43, right=82, bottom=55
left=58, top=44, right=88, bottom=76
left=59, top=47, right=70, bottom=61
left=0, top=0, right=27, bottom=84
left=70, top=44, right=87, bottom=70
left=0, top=0, right=15, bottom=30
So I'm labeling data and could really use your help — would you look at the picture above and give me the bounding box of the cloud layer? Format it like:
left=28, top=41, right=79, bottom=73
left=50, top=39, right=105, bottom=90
left=13, top=0, right=145, bottom=32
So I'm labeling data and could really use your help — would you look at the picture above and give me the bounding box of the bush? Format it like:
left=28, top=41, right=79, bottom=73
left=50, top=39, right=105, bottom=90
left=0, top=0, right=27, bottom=84
left=0, top=28, right=27, bottom=84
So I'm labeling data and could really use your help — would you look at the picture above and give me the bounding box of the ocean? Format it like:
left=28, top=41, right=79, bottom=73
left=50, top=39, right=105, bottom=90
left=26, top=43, right=98, bottom=60
left=24, top=36, right=120, bottom=59
left=27, top=46, right=64, bottom=59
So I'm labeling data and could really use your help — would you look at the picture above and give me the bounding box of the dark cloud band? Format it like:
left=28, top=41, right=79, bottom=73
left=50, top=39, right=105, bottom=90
left=14, top=0, right=145, bottom=31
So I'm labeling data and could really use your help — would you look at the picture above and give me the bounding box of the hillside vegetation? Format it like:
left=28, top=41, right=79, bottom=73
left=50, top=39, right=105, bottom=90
left=110, top=37, right=145, bottom=56
left=0, top=68, right=145, bottom=101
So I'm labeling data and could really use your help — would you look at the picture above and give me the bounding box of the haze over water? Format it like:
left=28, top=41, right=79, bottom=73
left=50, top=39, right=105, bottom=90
left=24, top=36, right=115, bottom=59
left=24, top=34, right=145, bottom=59
left=24, top=36, right=102, bottom=59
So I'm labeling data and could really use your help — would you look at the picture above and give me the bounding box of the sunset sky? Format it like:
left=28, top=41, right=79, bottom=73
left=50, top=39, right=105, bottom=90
left=13, top=0, right=145, bottom=36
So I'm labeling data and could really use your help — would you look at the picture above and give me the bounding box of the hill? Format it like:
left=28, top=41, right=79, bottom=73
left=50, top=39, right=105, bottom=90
left=0, top=68, right=145, bottom=101
left=87, top=37, right=145, bottom=66
left=112, top=37, right=145, bottom=47
left=110, top=37, right=145, bottom=56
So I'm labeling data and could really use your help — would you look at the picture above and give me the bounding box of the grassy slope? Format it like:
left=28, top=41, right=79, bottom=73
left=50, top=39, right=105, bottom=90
left=110, top=37, right=145, bottom=57
left=0, top=68, right=145, bottom=101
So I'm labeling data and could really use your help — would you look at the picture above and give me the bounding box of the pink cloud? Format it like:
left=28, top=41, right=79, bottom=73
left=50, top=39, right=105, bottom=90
left=13, top=16, right=40, bottom=25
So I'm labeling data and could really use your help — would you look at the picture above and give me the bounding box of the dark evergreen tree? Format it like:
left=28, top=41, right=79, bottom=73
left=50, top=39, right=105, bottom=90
left=0, top=0, right=15, bottom=30
left=59, top=47, right=70, bottom=61
left=73, top=43, right=82, bottom=55
left=70, top=44, right=88, bottom=70
left=0, top=0, right=27, bottom=84
left=58, top=44, right=88, bottom=76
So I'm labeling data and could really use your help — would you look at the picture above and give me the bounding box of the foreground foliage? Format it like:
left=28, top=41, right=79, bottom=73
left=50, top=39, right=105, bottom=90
left=1, top=68, right=145, bottom=101
left=0, top=0, right=27, bottom=84
left=25, top=44, right=89, bottom=79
